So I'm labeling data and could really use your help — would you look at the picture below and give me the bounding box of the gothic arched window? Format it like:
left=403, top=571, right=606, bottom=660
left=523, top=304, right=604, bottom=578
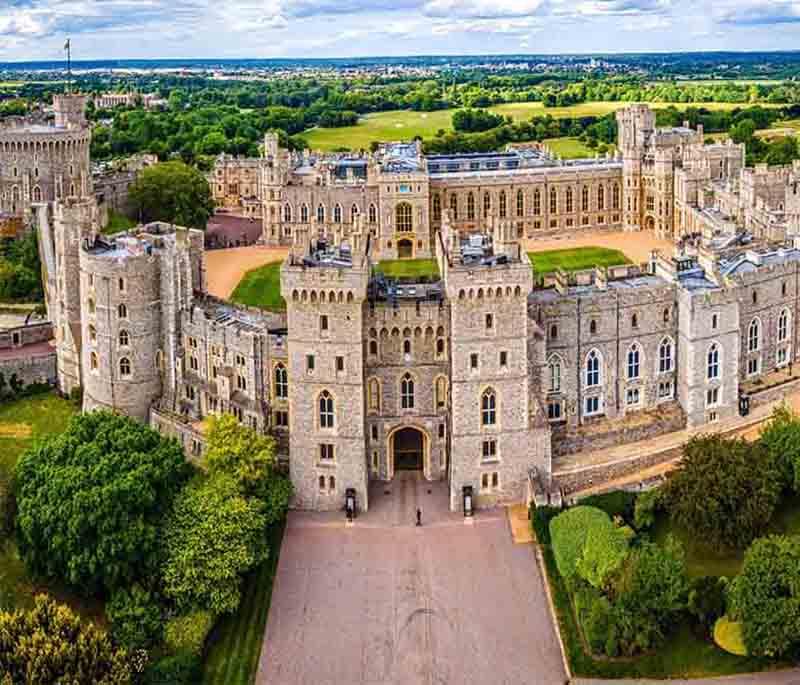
left=396, top=202, right=413, bottom=232
left=586, top=349, right=601, bottom=387
left=319, top=390, right=334, bottom=428
left=401, top=373, right=414, bottom=409
left=481, top=389, right=497, bottom=426
left=274, top=363, right=288, bottom=399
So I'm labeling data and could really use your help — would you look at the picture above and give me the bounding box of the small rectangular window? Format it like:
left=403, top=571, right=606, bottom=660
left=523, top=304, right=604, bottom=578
left=485, top=313, right=493, bottom=330
left=470, top=353, right=478, bottom=370
left=336, top=356, right=344, bottom=372
left=548, top=401, right=562, bottom=420
left=482, top=439, right=497, bottom=461
left=320, top=315, right=329, bottom=331
left=319, top=444, right=334, bottom=461
left=500, top=351, right=508, bottom=367
left=307, top=354, right=315, bottom=372
left=371, top=425, right=378, bottom=440
left=274, top=410, right=289, bottom=427
left=438, top=423, right=445, bottom=438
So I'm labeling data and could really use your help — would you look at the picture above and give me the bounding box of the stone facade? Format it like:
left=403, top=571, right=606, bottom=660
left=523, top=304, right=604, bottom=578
left=93, top=153, right=158, bottom=218
left=41, top=104, right=800, bottom=512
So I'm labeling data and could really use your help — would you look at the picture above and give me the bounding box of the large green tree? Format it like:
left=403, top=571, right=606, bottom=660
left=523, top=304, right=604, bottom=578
left=14, top=411, right=191, bottom=595
left=728, top=535, right=800, bottom=657
left=162, top=473, right=268, bottom=615
left=128, top=161, right=214, bottom=230
left=759, top=405, right=800, bottom=489
left=0, top=595, right=132, bottom=684
left=204, top=413, right=292, bottom=523
left=662, top=434, right=783, bottom=550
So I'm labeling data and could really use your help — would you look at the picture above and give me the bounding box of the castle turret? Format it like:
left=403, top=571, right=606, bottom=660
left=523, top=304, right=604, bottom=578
left=261, top=132, right=287, bottom=245
left=53, top=94, right=89, bottom=130
left=617, top=105, right=654, bottom=233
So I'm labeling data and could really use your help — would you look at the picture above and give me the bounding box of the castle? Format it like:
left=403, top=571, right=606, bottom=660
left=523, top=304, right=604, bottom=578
left=37, top=104, right=800, bottom=512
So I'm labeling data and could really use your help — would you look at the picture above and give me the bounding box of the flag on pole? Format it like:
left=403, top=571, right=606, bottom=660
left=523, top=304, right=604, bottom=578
left=64, top=38, right=70, bottom=51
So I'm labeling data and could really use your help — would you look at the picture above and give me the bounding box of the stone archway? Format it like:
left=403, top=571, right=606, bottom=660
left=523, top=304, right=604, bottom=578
left=645, top=215, right=656, bottom=232
left=388, top=425, right=429, bottom=478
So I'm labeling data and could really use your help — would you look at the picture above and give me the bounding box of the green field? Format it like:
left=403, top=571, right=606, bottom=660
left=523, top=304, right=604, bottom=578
left=528, top=247, right=632, bottom=277
left=230, top=261, right=286, bottom=312
left=300, top=101, right=780, bottom=151
left=375, top=258, right=440, bottom=281
left=542, top=137, right=601, bottom=159
left=203, top=520, right=285, bottom=685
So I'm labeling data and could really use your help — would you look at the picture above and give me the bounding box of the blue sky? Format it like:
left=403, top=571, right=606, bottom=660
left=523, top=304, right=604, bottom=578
left=0, top=0, right=798, bottom=62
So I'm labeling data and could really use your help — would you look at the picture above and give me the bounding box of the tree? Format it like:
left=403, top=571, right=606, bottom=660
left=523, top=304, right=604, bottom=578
left=204, top=413, right=292, bottom=523
left=128, top=161, right=214, bottom=230
left=728, top=535, right=800, bottom=657
left=14, top=411, right=191, bottom=595
left=162, top=473, right=268, bottom=614
left=688, top=576, right=727, bottom=635
left=662, top=435, right=782, bottom=550
left=0, top=595, right=132, bottom=684
left=107, top=585, right=163, bottom=652
left=759, top=405, right=800, bottom=489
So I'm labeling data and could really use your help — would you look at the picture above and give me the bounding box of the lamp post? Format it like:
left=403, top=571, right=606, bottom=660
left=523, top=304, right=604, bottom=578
left=463, top=485, right=474, bottom=518
left=345, top=487, right=357, bottom=522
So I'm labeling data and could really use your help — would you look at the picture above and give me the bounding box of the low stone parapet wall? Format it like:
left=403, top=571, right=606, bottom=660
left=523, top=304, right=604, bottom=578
left=0, top=353, right=57, bottom=389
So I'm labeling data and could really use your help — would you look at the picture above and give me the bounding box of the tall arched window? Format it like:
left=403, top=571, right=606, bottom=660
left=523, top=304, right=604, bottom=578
left=301, top=203, right=309, bottom=222
left=748, top=318, right=760, bottom=352
left=369, top=203, right=377, bottom=224
left=274, top=363, right=288, bottom=399
left=548, top=356, right=562, bottom=393
left=333, top=204, right=342, bottom=223
left=432, top=195, right=441, bottom=221
left=549, top=187, right=557, bottom=214
left=350, top=204, right=359, bottom=223
left=467, top=192, right=475, bottom=220
left=582, top=186, right=589, bottom=212
left=90, top=351, right=98, bottom=370
left=627, top=343, right=640, bottom=380
left=119, top=330, right=129, bottom=347
left=400, top=373, right=415, bottom=409
left=396, top=202, right=413, bottom=232
left=284, top=204, right=292, bottom=222
left=565, top=187, right=574, bottom=213
left=319, top=390, right=334, bottom=428
left=779, top=309, right=790, bottom=343
left=707, top=343, right=720, bottom=380
left=586, top=349, right=601, bottom=387
left=118, top=303, right=127, bottom=319
left=89, top=325, right=97, bottom=343
left=499, top=191, right=507, bottom=218
left=88, top=297, right=95, bottom=314
left=449, top=194, right=458, bottom=220
left=533, top=188, right=541, bottom=215
left=598, top=185, right=605, bottom=211
left=119, top=357, right=131, bottom=377
left=481, top=389, right=496, bottom=426
left=316, top=204, right=325, bottom=223
left=612, top=183, right=620, bottom=210
left=368, top=378, right=380, bottom=411
left=659, top=337, right=673, bottom=373
left=516, top=189, right=524, bottom=217
left=32, top=186, right=42, bottom=202
left=483, top=192, right=491, bottom=217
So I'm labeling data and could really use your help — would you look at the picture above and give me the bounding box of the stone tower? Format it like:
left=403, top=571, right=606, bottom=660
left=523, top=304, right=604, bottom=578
left=53, top=94, right=89, bottom=129
left=261, top=132, right=287, bottom=245
left=616, top=105, right=654, bottom=232
left=281, top=241, right=371, bottom=511
left=442, top=234, right=550, bottom=511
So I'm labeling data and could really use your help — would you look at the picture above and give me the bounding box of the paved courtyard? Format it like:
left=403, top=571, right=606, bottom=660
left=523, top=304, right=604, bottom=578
left=257, top=473, right=567, bottom=685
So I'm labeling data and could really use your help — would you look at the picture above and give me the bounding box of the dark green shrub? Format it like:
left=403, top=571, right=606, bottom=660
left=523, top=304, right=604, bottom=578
left=579, top=491, right=638, bottom=525
left=688, top=575, right=727, bottom=634
left=164, top=611, right=215, bottom=657
left=142, top=651, right=202, bottom=685
left=633, top=488, right=661, bottom=531
left=531, top=505, right=560, bottom=544
left=107, top=585, right=163, bottom=651
left=0, top=474, right=14, bottom=538
left=574, top=585, right=612, bottom=654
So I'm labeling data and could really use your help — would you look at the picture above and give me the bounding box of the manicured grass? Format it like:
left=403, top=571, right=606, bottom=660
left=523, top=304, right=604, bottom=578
left=536, top=520, right=778, bottom=679
left=542, top=137, right=609, bottom=159
left=299, top=101, right=779, bottom=151
left=528, top=246, right=632, bottom=277
left=374, top=258, right=439, bottom=281
left=101, top=209, right=137, bottom=235
left=202, top=520, right=286, bottom=685
left=230, top=261, right=285, bottom=312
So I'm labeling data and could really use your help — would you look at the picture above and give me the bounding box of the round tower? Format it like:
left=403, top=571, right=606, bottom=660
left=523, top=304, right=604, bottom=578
left=79, top=236, right=163, bottom=421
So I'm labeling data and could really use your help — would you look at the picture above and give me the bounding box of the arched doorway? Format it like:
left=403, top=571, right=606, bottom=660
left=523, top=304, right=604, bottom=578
left=645, top=215, right=656, bottom=232
left=397, top=238, right=414, bottom=259
left=392, top=427, right=424, bottom=471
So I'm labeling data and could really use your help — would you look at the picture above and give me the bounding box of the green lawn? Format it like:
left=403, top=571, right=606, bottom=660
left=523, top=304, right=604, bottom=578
left=528, top=247, right=632, bottom=277
left=374, top=258, right=440, bottom=282
left=101, top=209, right=137, bottom=235
left=299, top=101, right=779, bottom=151
left=230, top=262, right=286, bottom=312
left=203, top=520, right=285, bottom=685
left=542, top=137, right=603, bottom=159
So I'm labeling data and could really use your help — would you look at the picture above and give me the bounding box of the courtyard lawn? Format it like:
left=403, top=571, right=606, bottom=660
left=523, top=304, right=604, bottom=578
left=230, top=261, right=286, bottom=312
left=542, top=137, right=601, bottom=159
left=299, top=101, right=779, bottom=151
left=528, top=246, right=632, bottom=277
left=203, top=520, right=286, bottom=685
left=374, top=258, right=440, bottom=281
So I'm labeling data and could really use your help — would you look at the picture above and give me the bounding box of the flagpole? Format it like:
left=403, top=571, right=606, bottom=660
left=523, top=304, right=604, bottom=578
left=65, top=39, right=71, bottom=93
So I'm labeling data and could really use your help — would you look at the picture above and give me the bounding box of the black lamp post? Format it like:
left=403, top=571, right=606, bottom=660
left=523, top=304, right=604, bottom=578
left=345, top=487, right=357, bottom=521
left=739, top=393, right=750, bottom=417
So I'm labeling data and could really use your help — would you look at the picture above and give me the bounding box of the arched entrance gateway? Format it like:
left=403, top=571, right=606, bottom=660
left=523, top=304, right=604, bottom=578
left=389, top=426, right=428, bottom=476
left=397, top=238, right=414, bottom=259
